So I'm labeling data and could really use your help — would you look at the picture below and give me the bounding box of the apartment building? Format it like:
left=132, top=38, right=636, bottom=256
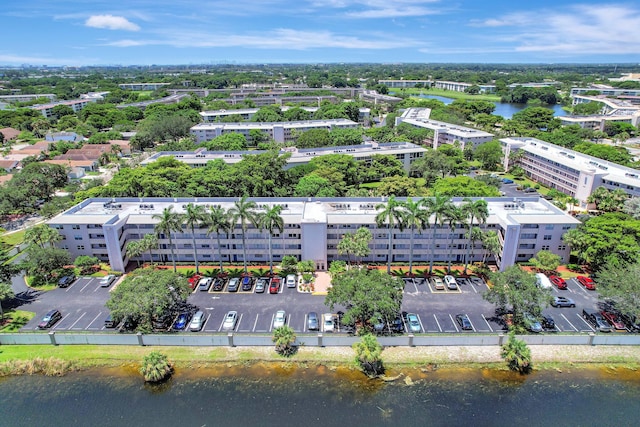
left=200, top=107, right=370, bottom=125
left=31, top=99, right=92, bottom=118
left=118, top=83, right=171, bottom=91
left=434, top=81, right=496, bottom=93
left=395, top=108, right=494, bottom=150
left=140, top=141, right=426, bottom=173
left=48, top=196, right=579, bottom=273
left=501, top=137, right=640, bottom=206
left=0, top=93, right=56, bottom=103
left=379, top=80, right=433, bottom=88
left=570, top=87, right=640, bottom=97
left=190, top=119, right=359, bottom=144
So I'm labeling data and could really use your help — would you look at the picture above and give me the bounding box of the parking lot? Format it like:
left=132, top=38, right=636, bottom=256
left=21, top=273, right=605, bottom=335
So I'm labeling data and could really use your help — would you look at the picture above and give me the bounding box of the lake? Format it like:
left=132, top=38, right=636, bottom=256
left=2, top=364, right=640, bottom=426
left=416, top=94, right=567, bottom=119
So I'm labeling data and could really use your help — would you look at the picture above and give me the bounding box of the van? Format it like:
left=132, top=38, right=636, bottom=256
left=535, top=273, right=552, bottom=289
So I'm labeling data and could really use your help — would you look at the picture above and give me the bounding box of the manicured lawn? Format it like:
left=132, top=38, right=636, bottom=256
left=0, top=310, right=35, bottom=332
left=0, top=229, right=26, bottom=249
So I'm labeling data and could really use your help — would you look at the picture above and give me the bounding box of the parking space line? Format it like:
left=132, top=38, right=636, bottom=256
left=269, top=313, right=275, bottom=332
left=449, top=314, right=460, bottom=332
left=433, top=314, right=442, bottom=332
left=411, top=280, right=419, bottom=293
left=252, top=314, right=259, bottom=332
left=79, top=281, right=92, bottom=292
left=417, top=314, right=425, bottom=333
left=217, top=317, right=225, bottom=332
left=481, top=314, right=494, bottom=332
left=236, top=313, right=244, bottom=331
left=65, top=280, right=80, bottom=292
left=286, top=314, right=291, bottom=327
left=69, top=312, right=87, bottom=329
left=560, top=314, right=579, bottom=332
left=85, top=311, right=103, bottom=330
left=52, top=313, right=71, bottom=330
left=303, top=313, right=308, bottom=332
left=201, top=314, right=211, bottom=331
left=575, top=313, right=595, bottom=331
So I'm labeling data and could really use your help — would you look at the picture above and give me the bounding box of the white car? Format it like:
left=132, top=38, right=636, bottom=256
left=286, top=274, right=297, bottom=288
left=222, top=311, right=238, bottom=331
left=443, top=275, right=458, bottom=290
left=323, top=313, right=335, bottom=332
left=189, top=311, right=206, bottom=332
left=535, top=273, right=552, bottom=289
left=430, top=276, right=445, bottom=290
left=99, top=275, right=116, bottom=287
left=273, top=310, right=287, bottom=328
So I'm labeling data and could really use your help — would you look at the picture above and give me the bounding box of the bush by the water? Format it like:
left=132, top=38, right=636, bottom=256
left=501, top=331, right=532, bottom=374
left=0, top=357, right=70, bottom=376
left=140, top=351, right=173, bottom=382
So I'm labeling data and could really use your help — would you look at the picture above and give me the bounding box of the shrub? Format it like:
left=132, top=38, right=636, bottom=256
left=501, top=331, right=532, bottom=374
left=140, top=351, right=173, bottom=382
left=272, top=325, right=297, bottom=357
left=353, top=333, right=385, bottom=378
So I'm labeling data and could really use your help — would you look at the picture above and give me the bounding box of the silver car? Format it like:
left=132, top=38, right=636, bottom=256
left=222, top=311, right=238, bottom=331
left=273, top=310, right=287, bottom=328
left=189, top=311, right=206, bottom=331
left=99, top=274, right=116, bottom=287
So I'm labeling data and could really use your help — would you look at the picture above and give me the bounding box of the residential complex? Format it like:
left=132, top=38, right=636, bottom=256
left=570, top=87, right=640, bottom=98
left=0, top=93, right=56, bottom=103
left=501, top=137, right=640, bottom=206
left=31, top=99, right=92, bottom=118
left=47, top=196, right=579, bottom=274
left=395, top=107, right=494, bottom=149
left=140, top=141, right=427, bottom=172
left=199, top=106, right=370, bottom=125
left=118, top=83, right=171, bottom=91
left=190, top=119, right=359, bottom=144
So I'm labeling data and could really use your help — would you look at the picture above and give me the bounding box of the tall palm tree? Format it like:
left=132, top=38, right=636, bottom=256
left=183, top=203, right=206, bottom=274
left=228, top=196, right=259, bottom=273
left=445, top=206, right=465, bottom=274
left=257, top=205, right=284, bottom=275
left=153, top=206, right=183, bottom=272
left=206, top=206, right=232, bottom=273
left=481, top=230, right=501, bottom=266
left=461, top=198, right=489, bottom=274
left=24, top=224, right=61, bottom=249
left=375, top=196, right=406, bottom=274
left=141, top=233, right=158, bottom=266
left=422, top=194, right=455, bottom=275
left=126, top=240, right=143, bottom=268
left=401, top=198, right=428, bottom=274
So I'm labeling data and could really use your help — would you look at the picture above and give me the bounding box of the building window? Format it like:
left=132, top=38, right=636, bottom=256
left=558, top=245, right=566, bottom=251
left=541, top=245, right=550, bottom=251
left=72, top=225, right=80, bottom=230
left=545, top=225, right=554, bottom=230
left=543, top=235, right=552, bottom=240
left=76, top=245, right=85, bottom=250
left=74, top=235, right=82, bottom=240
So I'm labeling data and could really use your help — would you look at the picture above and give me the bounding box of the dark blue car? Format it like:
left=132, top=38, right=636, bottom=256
left=173, top=312, right=191, bottom=331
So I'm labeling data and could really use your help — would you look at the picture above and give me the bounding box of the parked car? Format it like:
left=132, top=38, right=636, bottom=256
left=188, top=274, right=202, bottom=289
left=273, top=310, right=287, bottom=328
left=269, top=276, right=281, bottom=294
left=621, top=313, right=640, bottom=333
left=524, top=187, right=537, bottom=193
left=583, top=309, right=612, bottom=332
left=502, top=178, right=514, bottom=184
left=286, top=274, right=297, bottom=288
left=104, top=313, right=116, bottom=328
left=600, top=310, right=627, bottom=331
left=307, top=312, right=319, bottom=331
left=241, top=275, right=254, bottom=291
left=323, top=313, right=335, bottom=332
left=222, top=311, right=238, bottom=331
left=38, top=309, right=62, bottom=329
left=227, top=277, right=240, bottom=292
left=173, top=312, right=191, bottom=331
left=551, top=296, right=576, bottom=308
left=576, top=275, right=596, bottom=290
left=541, top=315, right=556, bottom=330
left=255, top=277, right=268, bottom=293
left=430, top=276, right=445, bottom=290
left=523, top=312, right=543, bottom=333
left=198, top=277, right=213, bottom=291
left=212, top=278, right=225, bottom=291
left=99, top=274, right=116, bottom=287
left=444, top=275, right=458, bottom=290
left=189, top=311, right=206, bottom=332
left=535, top=273, right=552, bottom=289
left=58, top=274, right=76, bottom=288
left=152, top=313, right=173, bottom=330
left=390, top=316, right=404, bottom=333
left=549, top=275, right=567, bottom=290
left=405, top=313, right=421, bottom=333
left=455, top=313, right=473, bottom=330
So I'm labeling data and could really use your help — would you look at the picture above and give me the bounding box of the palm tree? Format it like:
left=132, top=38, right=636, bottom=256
left=140, top=233, right=158, bottom=266
left=183, top=203, right=206, bottom=274
left=375, top=196, right=406, bottom=274
left=228, top=196, right=259, bottom=273
left=24, top=224, right=61, bottom=249
left=272, top=325, right=297, bottom=357
left=461, top=198, right=489, bottom=274
left=206, top=206, right=232, bottom=274
left=401, top=198, right=428, bottom=274
left=0, top=282, right=15, bottom=321
left=422, top=194, right=455, bottom=275
left=445, top=206, right=465, bottom=274
left=153, top=206, right=183, bottom=272
left=126, top=240, right=143, bottom=268
left=501, top=331, right=532, bottom=374
left=481, top=230, right=501, bottom=266
left=257, top=205, right=284, bottom=275
left=468, top=226, right=484, bottom=266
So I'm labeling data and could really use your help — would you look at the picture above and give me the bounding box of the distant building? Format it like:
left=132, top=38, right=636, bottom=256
left=434, top=81, right=496, bottom=93
left=32, top=100, right=91, bottom=118
left=379, top=80, right=433, bottom=88
left=200, top=106, right=370, bottom=125
left=0, top=127, right=20, bottom=141
left=118, top=83, right=170, bottom=91
left=360, top=90, right=402, bottom=104
left=0, top=93, right=56, bottom=102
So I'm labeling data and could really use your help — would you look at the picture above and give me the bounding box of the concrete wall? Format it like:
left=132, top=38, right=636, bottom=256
left=3, top=332, right=640, bottom=347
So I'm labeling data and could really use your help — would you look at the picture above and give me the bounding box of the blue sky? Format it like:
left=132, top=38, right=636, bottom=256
left=1, top=0, right=639, bottom=66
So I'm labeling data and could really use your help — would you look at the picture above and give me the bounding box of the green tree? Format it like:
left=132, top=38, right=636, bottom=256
left=183, top=203, right=206, bottom=274
left=296, top=128, right=332, bottom=148
left=140, top=233, right=159, bottom=266
left=140, top=351, right=173, bottom=382
left=461, top=198, right=489, bottom=274
left=272, top=325, right=297, bottom=357
left=0, top=282, right=15, bottom=321
left=402, top=198, right=428, bottom=274
left=107, top=268, right=191, bottom=332
left=483, top=265, right=553, bottom=330
left=24, top=224, right=61, bottom=249
left=501, top=331, right=532, bottom=374
left=595, top=260, right=640, bottom=322
left=23, top=246, right=71, bottom=285
left=257, top=205, right=284, bottom=275
left=294, top=174, right=337, bottom=197
left=375, top=196, right=406, bottom=274
left=337, top=227, right=372, bottom=265
left=473, top=141, right=503, bottom=171
left=74, top=255, right=99, bottom=274
left=353, top=333, right=385, bottom=377
left=481, top=230, right=501, bottom=266
left=153, top=206, right=184, bottom=272
left=432, top=176, right=501, bottom=197
left=325, top=269, right=404, bottom=332
left=529, top=250, right=561, bottom=273
left=445, top=206, right=465, bottom=273
left=623, top=197, right=640, bottom=220
left=126, top=240, right=144, bottom=268
left=587, top=187, right=627, bottom=212
left=204, top=133, right=248, bottom=151
left=205, top=206, right=232, bottom=273
left=422, top=194, right=455, bottom=275
left=228, top=196, right=259, bottom=273
left=281, top=255, right=298, bottom=274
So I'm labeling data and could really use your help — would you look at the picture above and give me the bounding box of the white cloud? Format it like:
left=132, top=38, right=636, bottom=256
left=85, top=15, right=140, bottom=31
left=309, top=0, right=442, bottom=18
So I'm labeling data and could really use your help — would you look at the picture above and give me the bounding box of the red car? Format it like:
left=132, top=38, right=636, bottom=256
left=576, top=276, right=596, bottom=290
left=269, top=276, right=281, bottom=294
left=549, top=275, right=567, bottom=290
left=188, top=274, right=202, bottom=289
left=601, top=310, right=626, bottom=331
